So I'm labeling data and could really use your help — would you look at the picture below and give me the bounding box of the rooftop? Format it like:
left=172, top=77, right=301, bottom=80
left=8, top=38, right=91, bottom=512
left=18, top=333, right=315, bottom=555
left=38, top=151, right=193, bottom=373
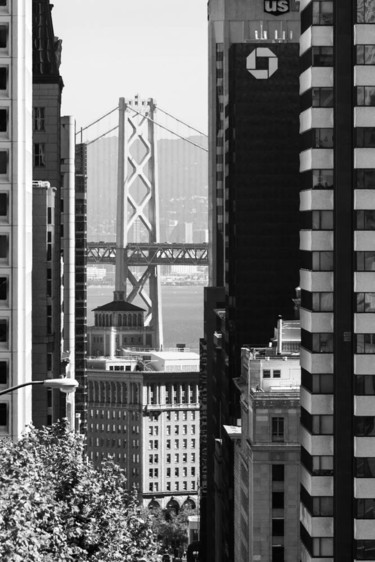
left=93, top=301, right=145, bottom=312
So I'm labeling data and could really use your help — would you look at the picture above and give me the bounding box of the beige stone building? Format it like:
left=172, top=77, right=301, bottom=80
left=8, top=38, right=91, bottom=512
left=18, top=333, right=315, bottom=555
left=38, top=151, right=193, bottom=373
left=86, top=351, right=200, bottom=508
left=233, top=345, right=301, bottom=562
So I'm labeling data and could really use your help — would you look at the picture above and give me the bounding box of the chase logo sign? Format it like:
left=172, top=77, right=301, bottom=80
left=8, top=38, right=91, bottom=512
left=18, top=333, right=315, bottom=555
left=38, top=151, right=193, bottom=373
left=246, top=48, right=278, bottom=80
left=264, top=0, right=290, bottom=15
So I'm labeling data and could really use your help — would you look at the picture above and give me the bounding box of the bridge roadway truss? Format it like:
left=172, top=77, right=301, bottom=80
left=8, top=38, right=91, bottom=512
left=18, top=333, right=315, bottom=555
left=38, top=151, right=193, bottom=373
left=87, top=242, right=208, bottom=266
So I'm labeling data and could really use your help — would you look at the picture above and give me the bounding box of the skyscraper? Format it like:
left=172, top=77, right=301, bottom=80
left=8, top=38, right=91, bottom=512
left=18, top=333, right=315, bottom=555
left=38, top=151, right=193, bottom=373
left=299, top=1, right=375, bottom=560
left=0, top=0, right=33, bottom=439
left=201, top=0, right=301, bottom=559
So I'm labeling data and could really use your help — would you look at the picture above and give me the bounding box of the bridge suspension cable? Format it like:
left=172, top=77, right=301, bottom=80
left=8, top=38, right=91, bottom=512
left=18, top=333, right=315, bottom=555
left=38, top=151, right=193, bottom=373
left=76, top=103, right=208, bottom=151
left=157, top=106, right=208, bottom=137
left=126, top=105, right=208, bottom=152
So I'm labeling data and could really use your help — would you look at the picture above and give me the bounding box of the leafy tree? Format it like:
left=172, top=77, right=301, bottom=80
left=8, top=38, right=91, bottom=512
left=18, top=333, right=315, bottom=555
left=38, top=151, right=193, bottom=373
left=0, top=420, right=157, bottom=561
left=151, top=506, right=196, bottom=553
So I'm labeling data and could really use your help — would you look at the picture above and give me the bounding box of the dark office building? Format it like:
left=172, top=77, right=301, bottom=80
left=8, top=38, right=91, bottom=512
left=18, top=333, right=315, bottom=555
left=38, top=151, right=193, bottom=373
left=226, top=40, right=301, bottom=372
left=200, top=1, right=301, bottom=560
left=299, top=1, right=375, bottom=560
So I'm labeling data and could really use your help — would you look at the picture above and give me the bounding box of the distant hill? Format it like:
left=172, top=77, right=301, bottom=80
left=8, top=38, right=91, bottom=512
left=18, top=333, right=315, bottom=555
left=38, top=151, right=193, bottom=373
left=87, top=135, right=208, bottom=243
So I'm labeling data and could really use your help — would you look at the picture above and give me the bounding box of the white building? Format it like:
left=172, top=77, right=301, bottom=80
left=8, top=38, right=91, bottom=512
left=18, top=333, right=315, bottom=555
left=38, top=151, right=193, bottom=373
left=0, top=0, right=32, bottom=439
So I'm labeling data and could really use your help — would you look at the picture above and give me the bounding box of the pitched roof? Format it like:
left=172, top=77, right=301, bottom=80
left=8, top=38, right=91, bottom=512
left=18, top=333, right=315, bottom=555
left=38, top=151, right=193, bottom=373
left=93, top=301, right=145, bottom=313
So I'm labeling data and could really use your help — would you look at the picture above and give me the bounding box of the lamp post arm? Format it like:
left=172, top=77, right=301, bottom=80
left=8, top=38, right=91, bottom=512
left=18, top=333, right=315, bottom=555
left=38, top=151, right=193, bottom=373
left=0, top=380, right=45, bottom=397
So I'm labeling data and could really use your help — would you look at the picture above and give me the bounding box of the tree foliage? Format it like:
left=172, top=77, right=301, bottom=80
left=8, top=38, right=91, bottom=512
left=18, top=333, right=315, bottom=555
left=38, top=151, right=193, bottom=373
left=151, top=507, right=196, bottom=551
left=0, top=420, right=157, bottom=561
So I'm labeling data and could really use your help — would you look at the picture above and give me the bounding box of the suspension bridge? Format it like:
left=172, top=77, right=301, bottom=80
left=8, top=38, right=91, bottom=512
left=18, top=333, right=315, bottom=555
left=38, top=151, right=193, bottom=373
left=79, top=96, right=208, bottom=349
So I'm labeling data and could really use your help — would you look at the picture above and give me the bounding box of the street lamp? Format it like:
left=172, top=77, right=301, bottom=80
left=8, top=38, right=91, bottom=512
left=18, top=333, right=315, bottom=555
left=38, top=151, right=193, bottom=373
left=0, top=378, right=79, bottom=397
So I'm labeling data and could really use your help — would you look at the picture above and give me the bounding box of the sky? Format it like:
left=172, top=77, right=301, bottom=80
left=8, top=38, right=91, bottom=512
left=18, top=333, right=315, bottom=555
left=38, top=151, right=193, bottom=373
left=52, top=0, right=208, bottom=134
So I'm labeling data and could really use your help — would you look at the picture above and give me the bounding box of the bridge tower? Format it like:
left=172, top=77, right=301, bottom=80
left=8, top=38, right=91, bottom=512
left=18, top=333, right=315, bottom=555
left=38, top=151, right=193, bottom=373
left=114, top=96, right=163, bottom=349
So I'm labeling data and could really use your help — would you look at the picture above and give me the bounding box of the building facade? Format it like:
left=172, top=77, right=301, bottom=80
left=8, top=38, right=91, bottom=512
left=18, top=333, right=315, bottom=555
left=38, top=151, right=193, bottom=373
left=234, top=347, right=300, bottom=562
left=87, top=351, right=200, bottom=508
left=202, top=0, right=301, bottom=558
left=0, top=0, right=33, bottom=439
left=87, top=300, right=154, bottom=357
left=299, top=1, right=375, bottom=560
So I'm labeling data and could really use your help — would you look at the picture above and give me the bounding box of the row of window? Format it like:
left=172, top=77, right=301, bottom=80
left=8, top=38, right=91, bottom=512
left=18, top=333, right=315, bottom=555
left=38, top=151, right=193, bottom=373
left=150, top=438, right=197, bottom=450
left=302, top=332, right=375, bottom=354
left=302, top=290, right=375, bottom=313
left=302, top=412, right=375, bottom=436
left=303, top=127, right=375, bottom=149
left=89, top=409, right=140, bottom=420
left=164, top=425, right=196, bottom=436
left=90, top=437, right=141, bottom=449
left=302, top=169, right=375, bottom=190
left=149, top=481, right=196, bottom=492
left=301, top=251, right=375, bottom=272
left=263, top=369, right=281, bottom=379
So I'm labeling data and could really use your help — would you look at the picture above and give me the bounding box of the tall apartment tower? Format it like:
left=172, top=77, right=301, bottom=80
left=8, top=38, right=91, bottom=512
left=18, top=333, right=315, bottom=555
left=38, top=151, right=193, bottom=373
left=299, top=1, right=375, bottom=560
left=0, top=0, right=32, bottom=439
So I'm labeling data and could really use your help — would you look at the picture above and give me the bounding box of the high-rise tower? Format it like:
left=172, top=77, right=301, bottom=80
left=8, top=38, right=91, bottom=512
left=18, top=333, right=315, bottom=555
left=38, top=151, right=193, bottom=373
left=299, top=1, right=375, bottom=560
left=0, top=0, right=33, bottom=439
left=201, top=0, right=301, bottom=559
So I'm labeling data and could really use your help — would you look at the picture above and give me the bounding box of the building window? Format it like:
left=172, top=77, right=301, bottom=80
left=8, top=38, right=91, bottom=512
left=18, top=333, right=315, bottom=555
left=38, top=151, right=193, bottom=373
left=313, top=538, right=333, bottom=557
left=356, top=540, right=375, bottom=559
left=0, top=151, right=7, bottom=175
left=312, top=87, right=334, bottom=107
left=356, top=128, right=375, bottom=148
left=34, top=143, right=46, bottom=167
left=166, top=440, right=171, bottom=449
left=174, top=439, right=179, bottom=449
left=33, top=107, right=45, bottom=131
left=355, top=416, right=375, bottom=436
left=272, top=546, right=285, bottom=562
left=356, top=169, right=375, bottom=190
left=272, top=417, right=284, bottom=442
left=263, top=369, right=271, bottom=378
left=272, top=519, right=284, bottom=536
left=166, top=454, right=171, bottom=463
left=357, top=0, right=375, bottom=23
left=0, top=361, right=7, bottom=384
left=0, top=67, right=7, bottom=90
left=356, top=499, right=375, bottom=519
left=312, top=169, right=334, bottom=189
left=357, top=86, right=375, bottom=106
left=312, top=415, right=333, bottom=435
left=357, top=210, right=375, bottom=229
left=312, top=455, right=334, bottom=476
left=357, top=251, right=375, bottom=271
left=311, top=333, right=334, bottom=353
left=0, top=193, right=7, bottom=217
left=0, top=277, right=7, bottom=300
left=355, top=458, right=375, bottom=478
left=311, top=374, right=334, bottom=394
left=0, top=319, right=8, bottom=343
left=272, top=492, right=284, bottom=509
left=355, top=375, right=375, bottom=395
left=313, top=497, right=334, bottom=516
left=356, top=334, right=375, bottom=354
left=0, top=109, right=7, bottom=133
left=191, top=439, right=196, bottom=448
left=357, top=45, right=375, bottom=65
left=356, top=293, right=375, bottom=312
left=166, top=482, right=171, bottom=491
left=0, top=402, right=7, bottom=428
left=313, top=128, right=334, bottom=148
left=312, top=47, right=334, bottom=66
left=312, top=292, right=334, bottom=311
left=312, top=210, right=334, bottom=230
left=273, top=370, right=281, bottom=379
left=191, top=453, right=195, bottom=463
left=312, top=1, right=333, bottom=24
left=272, top=464, right=284, bottom=481
left=312, top=251, right=334, bottom=271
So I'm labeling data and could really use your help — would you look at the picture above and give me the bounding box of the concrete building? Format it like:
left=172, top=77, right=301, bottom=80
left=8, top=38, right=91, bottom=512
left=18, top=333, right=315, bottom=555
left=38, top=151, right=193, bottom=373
left=201, top=0, right=301, bottom=558
left=87, top=300, right=154, bottom=356
left=32, top=181, right=56, bottom=427
left=233, top=346, right=301, bottom=562
left=298, top=1, right=375, bottom=559
left=0, top=0, right=33, bottom=439
left=86, top=350, right=200, bottom=508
